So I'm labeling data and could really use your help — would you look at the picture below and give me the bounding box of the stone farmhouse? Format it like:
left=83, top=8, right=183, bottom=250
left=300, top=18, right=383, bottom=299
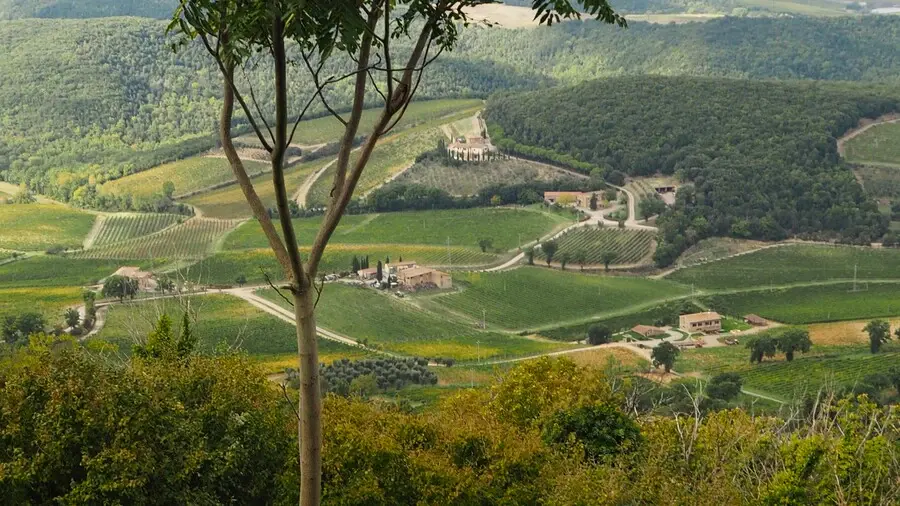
left=113, top=266, right=157, bottom=291
left=398, top=267, right=452, bottom=290
left=678, top=312, right=722, bottom=333
left=447, top=136, right=494, bottom=161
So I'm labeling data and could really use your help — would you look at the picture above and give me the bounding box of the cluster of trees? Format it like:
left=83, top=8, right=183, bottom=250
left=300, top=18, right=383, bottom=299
left=309, top=357, right=438, bottom=397
left=101, top=275, right=138, bottom=301
left=1, top=336, right=897, bottom=503
left=746, top=328, right=813, bottom=363
left=487, top=76, right=899, bottom=265
left=1, top=290, right=99, bottom=344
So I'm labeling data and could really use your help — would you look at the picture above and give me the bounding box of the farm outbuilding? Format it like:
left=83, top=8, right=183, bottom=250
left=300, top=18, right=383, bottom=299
left=385, top=261, right=418, bottom=275
left=679, top=312, right=722, bottom=333
left=543, top=191, right=602, bottom=208
left=357, top=267, right=379, bottom=280
left=744, top=314, right=768, bottom=326
left=631, top=325, right=666, bottom=337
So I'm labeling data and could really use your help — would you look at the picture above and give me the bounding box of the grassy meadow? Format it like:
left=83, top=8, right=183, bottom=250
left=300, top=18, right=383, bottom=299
left=183, top=157, right=331, bottom=219
left=431, top=267, right=692, bottom=330
left=258, top=283, right=573, bottom=361
left=224, top=207, right=567, bottom=252
left=101, top=156, right=269, bottom=199
left=305, top=126, right=447, bottom=207
left=0, top=204, right=96, bottom=251
left=0, top=256, right=124, bottom=288
left=669, top=244, right=900, bottom=290
left=0, top=286, right=83, bottom=321
left=92, top=294, right=368, bottom=369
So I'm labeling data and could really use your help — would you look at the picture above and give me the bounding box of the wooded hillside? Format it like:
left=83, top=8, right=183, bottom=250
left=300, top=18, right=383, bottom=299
left=0, top=0, right=176, bottom=19
left=485, top=76, right=899, bottom=264
left=2, top=16, right=900, bottom=207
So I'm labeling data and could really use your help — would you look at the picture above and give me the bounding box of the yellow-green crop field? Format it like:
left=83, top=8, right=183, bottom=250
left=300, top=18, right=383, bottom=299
left=0, top=204, right=96, bottom=251
left=101, top=156, right=269, bottom=199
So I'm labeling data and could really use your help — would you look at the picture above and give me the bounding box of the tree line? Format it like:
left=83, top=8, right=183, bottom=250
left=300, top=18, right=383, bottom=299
left=486, top=75, right=899, bottom=265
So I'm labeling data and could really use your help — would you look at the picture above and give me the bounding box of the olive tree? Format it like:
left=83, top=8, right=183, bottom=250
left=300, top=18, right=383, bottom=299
left=168, top=1, right=624, bottom=503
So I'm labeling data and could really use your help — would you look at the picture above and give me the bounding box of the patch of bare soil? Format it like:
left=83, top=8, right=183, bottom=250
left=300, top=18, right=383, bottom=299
left=806, top=318, right=900, bottom=346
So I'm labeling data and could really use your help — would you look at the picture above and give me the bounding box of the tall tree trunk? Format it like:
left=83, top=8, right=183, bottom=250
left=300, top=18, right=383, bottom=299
left=294, top=285, right=321, bottom=505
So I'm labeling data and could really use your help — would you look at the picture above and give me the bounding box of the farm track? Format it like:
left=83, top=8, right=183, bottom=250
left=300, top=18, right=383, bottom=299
left=82, top=215, right=106, bottom=250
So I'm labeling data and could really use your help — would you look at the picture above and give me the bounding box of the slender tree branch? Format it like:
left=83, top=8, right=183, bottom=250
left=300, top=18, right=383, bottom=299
left=198, top=31, right=274, bottom=153
left=263, top=270, right=294, bottom=308
left=218, top=61, right=292, bottom=276
left=269, top=16, right=307, bottom=290
left=307, top=15, right=436, bottom=276
left=243, top=66, right=275, bottom=147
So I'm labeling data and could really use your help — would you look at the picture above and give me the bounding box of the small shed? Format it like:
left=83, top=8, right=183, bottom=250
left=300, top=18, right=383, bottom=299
left=744, top=314, right=768, bottom=326
left=631, top=325, right=666, bottom=337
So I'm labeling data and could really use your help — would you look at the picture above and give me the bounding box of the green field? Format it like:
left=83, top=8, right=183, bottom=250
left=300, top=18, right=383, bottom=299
left=101, top=156, right=270, bottom=199
left=392, top=157, right=574, bottom=196
left=89, top=213, right=183, bottom=247
left=535, top=227, right=655, bottom=266
left=224, top=208, right=567, bottom=252
left=306, top=126, right=447, bottom=207
left=704, top=282, right=900, bottom=325
left=430, top=267, right=692, bottom=330
left=679, top=343, right=900, bottom=401
left=92, top=294, right=367, bottom=368
left=856, top=165, right=900, bottom=200
left=669, top=244, right=900, bottom=290
left=178, top=244, right=499, bottom=285
left=0, top=286, right=83, bottom=321
left=183, top=157, right=331, bottom=219
left=234, top=99, right=483, bottom=149
left=258, top=283, right=572, bottom=361
left=75, top=218, right=241, bottom=260
left=843, top=121, right=900, bottom=167
left=0, top=256, right=125, bottom=288
left=0, top=204, right=96, bottom=251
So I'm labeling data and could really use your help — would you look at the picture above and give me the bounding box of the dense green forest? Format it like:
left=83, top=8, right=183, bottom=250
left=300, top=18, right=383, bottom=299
left=485, top=76, right=899, bottom=264
left=2, top=16, right=900, bottom=208
left=0, top=0, right=176, bottom=19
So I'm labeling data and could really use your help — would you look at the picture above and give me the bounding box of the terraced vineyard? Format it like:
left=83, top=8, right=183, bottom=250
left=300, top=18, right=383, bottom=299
left=843, top=121, right=900, bottom=167
left=391, top=157, right=572, bottom=196
left=679, top=343, right=900, bottom=401
left=101, top=156, right=269, bottom=199
left=704, top=282, right=900, bottom=324
left=431, top=267, right=691, bottom=330
left=670, top=244, right=900, bottom=290
left=75, top=218, right=241, bottom=260
left=535, top=228, right=655, bottom=266
left=90, top=214, right=183, bottom=247
left=181, top=244, right=498, bottom=285
left=259, top=284, right=572, bottom=361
